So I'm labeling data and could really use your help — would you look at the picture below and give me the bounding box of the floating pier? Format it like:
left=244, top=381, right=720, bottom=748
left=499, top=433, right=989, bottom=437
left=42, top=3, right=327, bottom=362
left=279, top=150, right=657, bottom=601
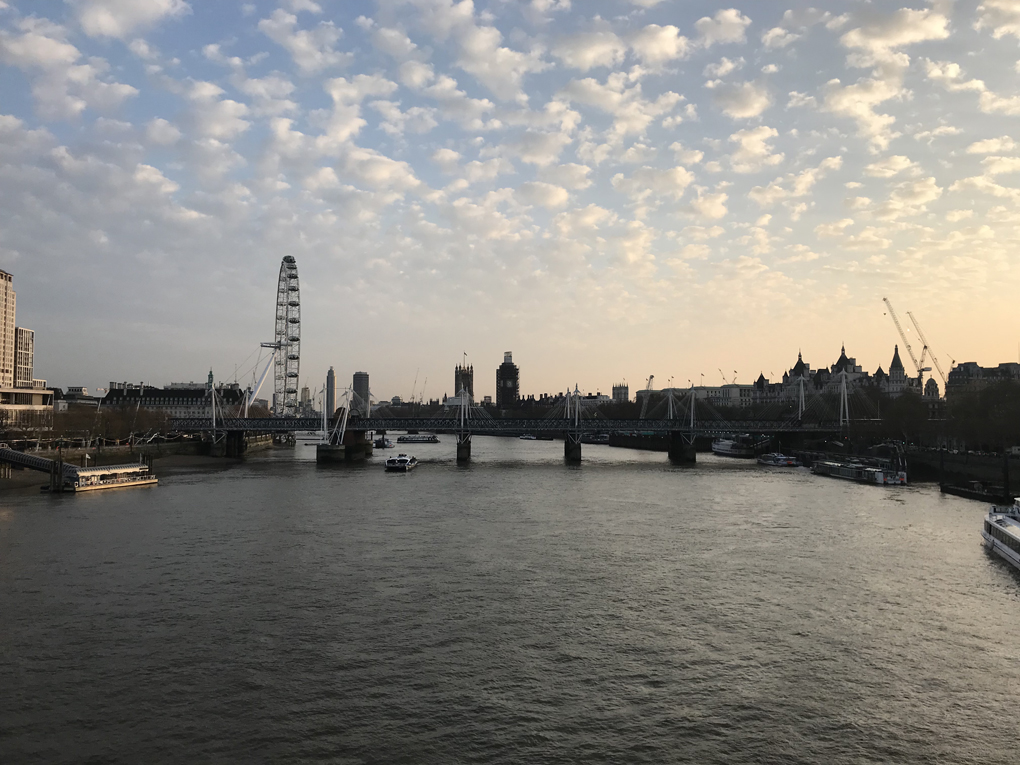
left=0, top=446, right=158, bottom=492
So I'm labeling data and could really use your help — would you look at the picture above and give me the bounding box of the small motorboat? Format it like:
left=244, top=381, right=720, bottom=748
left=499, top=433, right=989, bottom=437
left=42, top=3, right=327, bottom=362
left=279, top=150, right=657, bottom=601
left=385, top=453, right=418, bottom=472
left=374, top=437, right=395, bottom=449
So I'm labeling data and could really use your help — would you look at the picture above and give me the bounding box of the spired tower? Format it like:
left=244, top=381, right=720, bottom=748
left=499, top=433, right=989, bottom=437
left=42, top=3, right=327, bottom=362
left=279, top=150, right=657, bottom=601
left=888, top=345, right=907, bottom=396
left=454, top=364, right=474, bottom=403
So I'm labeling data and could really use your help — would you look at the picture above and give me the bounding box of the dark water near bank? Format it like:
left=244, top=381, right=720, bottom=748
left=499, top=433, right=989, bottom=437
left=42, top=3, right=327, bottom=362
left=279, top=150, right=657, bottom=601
left=2, top=439, right=1019, bottom=763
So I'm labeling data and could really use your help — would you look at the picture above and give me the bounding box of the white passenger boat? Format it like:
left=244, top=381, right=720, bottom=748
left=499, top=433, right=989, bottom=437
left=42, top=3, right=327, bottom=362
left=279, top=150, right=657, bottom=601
left=757, top=453, right=801, bottom=467
left=811, top=460, right=907, bottom=485
left=519, top=434, right=537, bottom=440
left=982, top=499, right=1020, bottom=572
left=397, top=434, right=439, bottom=443
left=711, top=436, right=755, bottom=458
left=384, top=453, right=418, bottom=472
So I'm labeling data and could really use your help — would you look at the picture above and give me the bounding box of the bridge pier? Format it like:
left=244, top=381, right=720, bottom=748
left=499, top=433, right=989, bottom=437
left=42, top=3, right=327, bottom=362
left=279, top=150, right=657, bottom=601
left=224, top=431, right=246, bottom=458
left=457, top=434, right=471, bottom=463
left=668, top=432, right=697, bottom=464
left=564, top=433, right=582, bottom=464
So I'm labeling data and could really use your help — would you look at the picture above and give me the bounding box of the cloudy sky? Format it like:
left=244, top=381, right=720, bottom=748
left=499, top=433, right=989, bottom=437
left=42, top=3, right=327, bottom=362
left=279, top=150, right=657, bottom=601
left=2, top=0, right=1019, bottom=401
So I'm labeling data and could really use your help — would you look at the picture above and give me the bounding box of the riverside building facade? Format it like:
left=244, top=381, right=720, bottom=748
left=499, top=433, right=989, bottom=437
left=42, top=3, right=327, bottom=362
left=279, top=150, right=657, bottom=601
left=0, top=270, right=52, bottom=430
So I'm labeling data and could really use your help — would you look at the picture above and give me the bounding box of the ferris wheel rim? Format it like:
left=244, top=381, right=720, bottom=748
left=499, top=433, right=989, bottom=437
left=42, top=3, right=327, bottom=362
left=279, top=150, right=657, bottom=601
left=273, top=256, right=300, bottom=416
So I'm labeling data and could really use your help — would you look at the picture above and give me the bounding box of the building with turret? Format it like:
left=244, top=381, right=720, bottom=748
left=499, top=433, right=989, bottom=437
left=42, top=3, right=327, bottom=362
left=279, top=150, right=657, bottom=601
left=454, top=364, right=474, bottom=403
left=886, top=345, right=908, bottom=396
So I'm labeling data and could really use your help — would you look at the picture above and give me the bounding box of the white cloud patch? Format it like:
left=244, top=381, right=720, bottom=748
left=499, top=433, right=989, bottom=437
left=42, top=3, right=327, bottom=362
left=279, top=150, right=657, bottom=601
left=975, top=0, right=1020, bottom=40
left=913, top=124, right=960, bottom=143
left=187, top=81, right=250, bottom=140
left=552, top=30, right=626, bottom=71
left=823, top=8, right=949, bottom=152
left=455, top=23, right=549, bottom=101
left=670, top=141, right=704, bottom=165
left=319, top=74, right=398, bottom=150
left=560, top=73, right=682, bottom=143
left=690, top=189, right=729, bottom=219
left=0, top=18, right=138, bottom=119
left=695, top=9, right=752, bottom=48
left=342, top=146, right=422, bottom=193
left=713, top=80, right=771, bottom=119
left=967, top=135, right=1017, bottom=153
left=762, top=27, right=799, bottom=49
left=146, top=117, right=181, bottom=145
left=815, top=218, right=854, bottom=237
left=259, top=9, right=350, bottom=73
left=74, top=0, right=190, bottom=39
left=683, top=225, right=725, bottom=240
left=517, top=180, right=569, bottom=208
left=728, top=126, right=783, bottom=173
left=370, top=100, right=438, bottom=136
left=553, top=203, right=615, bottom=236
left=874, top=177, right=942, bottom=220
left=540, top=162, right=592, bottom=189
left=704, top=56, right=742, bottom=79
left=612, top=165, right=695, bottom=202
left=628, top=24, right=690, bottom=66
left=749, top=156, right=843, bottom=207
left=925, top=60, right=1020, bottom=115
left=371, top=27, right=419, bottom=59
left=864, top=155, right=915, bottom=178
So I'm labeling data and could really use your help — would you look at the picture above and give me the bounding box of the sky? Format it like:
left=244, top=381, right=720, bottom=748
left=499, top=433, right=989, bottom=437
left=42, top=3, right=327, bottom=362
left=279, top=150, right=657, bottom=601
left=2, top=0, right=1020, bottom=402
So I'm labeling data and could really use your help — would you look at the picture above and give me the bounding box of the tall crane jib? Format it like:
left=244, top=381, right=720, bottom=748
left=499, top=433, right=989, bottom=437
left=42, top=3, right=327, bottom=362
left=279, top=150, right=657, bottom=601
left=882, top=297, right=925, bottom=386
left=906, top=311, right=950, bottom=388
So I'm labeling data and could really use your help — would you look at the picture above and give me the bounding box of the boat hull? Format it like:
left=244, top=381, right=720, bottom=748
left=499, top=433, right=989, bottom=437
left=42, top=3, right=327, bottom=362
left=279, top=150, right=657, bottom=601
left=72, top=477, right=159, bottom=492
left=757, top=454, right=801, bottom=467
left=982, top=530, right=1020, bottom=572
left=942, top=484, right=1012, bottom=504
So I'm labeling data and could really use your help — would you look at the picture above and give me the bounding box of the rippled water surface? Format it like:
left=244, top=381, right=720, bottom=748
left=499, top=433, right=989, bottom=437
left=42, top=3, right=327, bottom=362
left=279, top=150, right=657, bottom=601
left=2, top=438, right=1020, bottom=763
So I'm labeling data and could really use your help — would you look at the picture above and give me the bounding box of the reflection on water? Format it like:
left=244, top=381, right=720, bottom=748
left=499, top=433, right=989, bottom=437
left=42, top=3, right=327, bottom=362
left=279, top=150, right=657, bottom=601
left=2, top=438, right=1019, bottom=764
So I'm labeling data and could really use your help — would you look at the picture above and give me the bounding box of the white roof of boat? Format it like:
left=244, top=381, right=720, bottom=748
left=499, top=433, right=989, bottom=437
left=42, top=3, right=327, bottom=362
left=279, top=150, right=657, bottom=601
left=73, top=464, right=150, bottom=476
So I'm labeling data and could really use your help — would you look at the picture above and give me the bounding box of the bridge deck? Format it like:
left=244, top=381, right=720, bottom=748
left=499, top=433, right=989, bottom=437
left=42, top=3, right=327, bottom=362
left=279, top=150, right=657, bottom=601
left=169, top=416, right=839, bottom=435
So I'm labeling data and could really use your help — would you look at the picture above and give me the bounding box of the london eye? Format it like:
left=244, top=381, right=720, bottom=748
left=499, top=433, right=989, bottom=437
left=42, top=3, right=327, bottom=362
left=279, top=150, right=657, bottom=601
left=274, top=256, right=300, bottom=416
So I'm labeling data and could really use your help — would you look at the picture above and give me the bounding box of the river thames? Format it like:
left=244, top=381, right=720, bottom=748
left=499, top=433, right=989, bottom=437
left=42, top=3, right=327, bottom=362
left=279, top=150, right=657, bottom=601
left=2, top=439, right=1019, bottom=763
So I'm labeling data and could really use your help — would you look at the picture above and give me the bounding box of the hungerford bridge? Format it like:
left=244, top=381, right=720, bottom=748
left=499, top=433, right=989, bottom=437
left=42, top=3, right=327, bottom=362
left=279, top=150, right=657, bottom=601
left=170, top=386, right=850, bottom=463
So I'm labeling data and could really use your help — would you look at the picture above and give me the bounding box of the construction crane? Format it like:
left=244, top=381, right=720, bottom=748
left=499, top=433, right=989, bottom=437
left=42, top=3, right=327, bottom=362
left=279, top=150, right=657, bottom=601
left=906, top=312, right=950, bottom=388
left=640, top=375, right=655, bottom=419
left=717, top=368, right=738, bottom=385
left=883, top=297, right=928, bottom=386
